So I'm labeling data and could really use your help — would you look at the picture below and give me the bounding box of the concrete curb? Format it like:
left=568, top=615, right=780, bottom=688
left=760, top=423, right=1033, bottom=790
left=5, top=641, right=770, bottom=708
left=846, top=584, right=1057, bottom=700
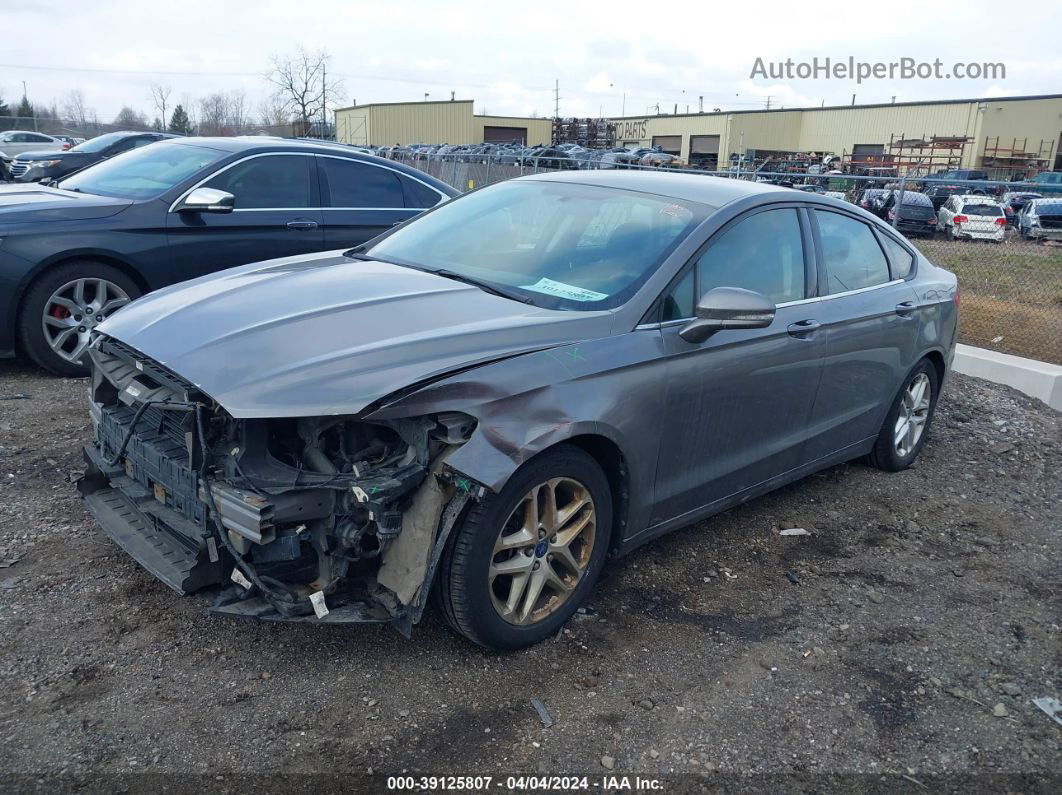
left=953, top=344, right=1062, bottom=411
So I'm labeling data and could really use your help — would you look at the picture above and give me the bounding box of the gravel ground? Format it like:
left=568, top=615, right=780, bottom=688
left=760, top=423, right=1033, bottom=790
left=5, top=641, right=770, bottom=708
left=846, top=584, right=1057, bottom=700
left=0, top=361, right=1058, bottom=792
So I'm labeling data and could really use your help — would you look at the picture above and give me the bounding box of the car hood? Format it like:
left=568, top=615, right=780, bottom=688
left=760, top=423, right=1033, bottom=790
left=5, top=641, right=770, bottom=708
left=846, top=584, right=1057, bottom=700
left=0, top=184, right=133, bottom=221
left=14, top=149, right=76, bottom=161
left=97, top=251, right=614, bottom=418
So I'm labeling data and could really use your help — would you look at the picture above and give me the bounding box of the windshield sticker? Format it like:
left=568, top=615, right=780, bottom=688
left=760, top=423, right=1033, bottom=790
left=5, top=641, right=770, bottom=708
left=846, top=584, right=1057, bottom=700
left=520, top=278, right=608, bottom=302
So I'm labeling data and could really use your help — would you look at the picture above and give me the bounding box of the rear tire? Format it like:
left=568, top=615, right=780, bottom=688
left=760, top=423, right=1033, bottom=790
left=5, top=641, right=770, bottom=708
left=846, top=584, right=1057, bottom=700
left=867, top=360, right=940, bottom=472
left=19, top=261, right=140, bottom=376
left=435, top=444, right=612, bottom=649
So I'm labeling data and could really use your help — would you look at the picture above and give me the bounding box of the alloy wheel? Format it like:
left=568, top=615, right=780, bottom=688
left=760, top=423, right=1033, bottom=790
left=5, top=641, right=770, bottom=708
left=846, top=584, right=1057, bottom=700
left=42, top=277, right=131, bottom=364
left=488, top=477, right=596, bottom=626
left=894, top=373, right=932, bottom=458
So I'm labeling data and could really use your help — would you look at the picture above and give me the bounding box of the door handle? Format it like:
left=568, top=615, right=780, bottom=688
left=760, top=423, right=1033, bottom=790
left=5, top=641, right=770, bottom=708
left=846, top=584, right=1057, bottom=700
left=895, top=301, right=917, bottom=316
left=286, top=220, right=318, bottom=231
left=787, top=319, right=820, bottom=338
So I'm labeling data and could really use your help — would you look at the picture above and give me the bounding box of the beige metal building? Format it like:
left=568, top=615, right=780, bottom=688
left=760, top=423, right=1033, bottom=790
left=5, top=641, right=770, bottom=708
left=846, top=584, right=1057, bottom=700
left=337, top=93, right=1062, bottom=178
left=610, top=94, right=1062, bottom=176
left=334, top=99, right=552, bottom=148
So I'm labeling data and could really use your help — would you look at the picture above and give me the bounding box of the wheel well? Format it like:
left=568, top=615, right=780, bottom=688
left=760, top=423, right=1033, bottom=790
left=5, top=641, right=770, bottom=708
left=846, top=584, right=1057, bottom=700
left=564, top=434, right=630, bottom=551
left=923, top=350, right=946, bottom=385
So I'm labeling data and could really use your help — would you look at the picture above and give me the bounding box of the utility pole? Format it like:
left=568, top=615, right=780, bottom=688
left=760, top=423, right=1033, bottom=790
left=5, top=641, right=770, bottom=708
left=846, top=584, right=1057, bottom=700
left=764, top=95, right=772, bottom=109
left=320, top=61, right=326, bottom=137
left=698, top=95, right=703, bottom=113
left=553, top=79, right=561, bottom=119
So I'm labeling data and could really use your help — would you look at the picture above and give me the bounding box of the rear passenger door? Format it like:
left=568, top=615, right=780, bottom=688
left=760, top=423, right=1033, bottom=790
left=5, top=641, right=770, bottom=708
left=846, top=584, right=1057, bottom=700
left=802, top=210, right=920, bottom=462
left=316, top=155, right=445, bottom=248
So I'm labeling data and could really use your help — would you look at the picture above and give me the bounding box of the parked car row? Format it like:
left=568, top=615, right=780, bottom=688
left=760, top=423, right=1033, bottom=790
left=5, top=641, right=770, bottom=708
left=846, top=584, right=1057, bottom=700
left=374, top=141, right=688, bottom=170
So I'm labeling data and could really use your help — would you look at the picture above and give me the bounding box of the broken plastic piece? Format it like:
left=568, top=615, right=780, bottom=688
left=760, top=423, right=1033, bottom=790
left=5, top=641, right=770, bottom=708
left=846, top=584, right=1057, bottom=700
left=309, top=590, right=330, bottom=619
left=206, top=537, right=219, bottom=563
left=1032, top=696, right=1062, bottom=726
left=780, top=528, right=809, bottom=536
left=230, top=567, right=252, bottom=590
left=531, top=699, right=553, bottom=728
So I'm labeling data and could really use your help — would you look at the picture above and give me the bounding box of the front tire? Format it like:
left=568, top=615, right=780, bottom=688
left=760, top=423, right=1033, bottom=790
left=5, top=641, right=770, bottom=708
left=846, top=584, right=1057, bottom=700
left=435, top=445, right=612, bottom=649
left=867, top=360, right=940, bottom=472
left=19, top=261, right=140, bottom=376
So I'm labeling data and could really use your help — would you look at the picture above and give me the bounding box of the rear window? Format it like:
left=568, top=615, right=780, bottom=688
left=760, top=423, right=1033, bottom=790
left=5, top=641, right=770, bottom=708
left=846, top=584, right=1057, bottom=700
left=899, top=192, right=932, bottom=207
left=962, top=203, right=1003, bottom=216
left=1036, top=203, right=1062, bottom=214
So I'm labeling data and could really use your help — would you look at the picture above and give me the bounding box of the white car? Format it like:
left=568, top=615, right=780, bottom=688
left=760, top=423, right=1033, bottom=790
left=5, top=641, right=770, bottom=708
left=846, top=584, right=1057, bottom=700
left=0, top=130, right=65, bottom=158
left=937, top=194, right=1007, bottom=242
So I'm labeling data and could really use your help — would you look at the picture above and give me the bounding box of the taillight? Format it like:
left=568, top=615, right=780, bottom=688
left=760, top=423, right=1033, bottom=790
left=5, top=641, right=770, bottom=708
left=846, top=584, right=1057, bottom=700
left=994, top=217, right=1007, bottom=226
left=953, top=215, right=968, bottom=224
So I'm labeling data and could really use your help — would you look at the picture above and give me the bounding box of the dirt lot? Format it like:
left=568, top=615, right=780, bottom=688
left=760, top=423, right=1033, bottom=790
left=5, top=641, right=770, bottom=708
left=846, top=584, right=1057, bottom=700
left=0, top=360, right=1059, bottom=792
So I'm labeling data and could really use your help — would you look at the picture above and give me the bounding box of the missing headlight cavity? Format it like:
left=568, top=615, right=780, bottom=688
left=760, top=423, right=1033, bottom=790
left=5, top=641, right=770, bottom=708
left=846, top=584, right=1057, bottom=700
left=79, top=343, right=482, bottom=630
left=205, top=411, right=481, bottom=623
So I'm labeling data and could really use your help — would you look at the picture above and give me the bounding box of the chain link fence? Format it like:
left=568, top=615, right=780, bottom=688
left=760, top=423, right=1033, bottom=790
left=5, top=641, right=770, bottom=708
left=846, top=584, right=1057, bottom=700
left=388, top=151, right=1061, bottom=365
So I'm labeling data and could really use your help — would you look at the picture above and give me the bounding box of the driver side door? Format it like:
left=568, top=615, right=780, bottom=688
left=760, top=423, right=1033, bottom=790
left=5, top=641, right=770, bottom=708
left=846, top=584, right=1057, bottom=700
left=650, top=206, right=827, bottom=524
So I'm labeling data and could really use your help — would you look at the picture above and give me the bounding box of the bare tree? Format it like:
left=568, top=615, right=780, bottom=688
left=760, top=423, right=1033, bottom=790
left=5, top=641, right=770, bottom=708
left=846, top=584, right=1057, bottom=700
left=149, top=83, right=172, bottom=132
left=197, top=91, right=249, bottom=136
left=266, top=46, right=344, bottom=126
left=256, top=93, right=291, bottom=129
left=62, top=90, right=91, bottom=130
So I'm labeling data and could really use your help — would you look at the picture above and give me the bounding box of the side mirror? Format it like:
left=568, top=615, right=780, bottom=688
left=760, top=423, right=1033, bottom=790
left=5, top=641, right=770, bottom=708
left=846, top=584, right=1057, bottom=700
left=175, top=187, right=235, bottom=214
left=679, top=287, right=776, bottom=344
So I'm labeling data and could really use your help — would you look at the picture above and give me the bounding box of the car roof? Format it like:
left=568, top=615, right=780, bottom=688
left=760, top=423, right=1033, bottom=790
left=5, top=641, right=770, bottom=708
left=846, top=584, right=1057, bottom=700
left=161, top=136, right=375, bottom=154
left=518, top=169, right=791, bottom=206
left=955, top=194, right=1000, bottom=203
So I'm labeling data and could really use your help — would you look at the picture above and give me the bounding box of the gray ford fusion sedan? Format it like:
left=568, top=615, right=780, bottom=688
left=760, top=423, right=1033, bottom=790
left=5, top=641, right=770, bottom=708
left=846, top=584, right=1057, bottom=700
left=79, top=170, right=958, bottom=649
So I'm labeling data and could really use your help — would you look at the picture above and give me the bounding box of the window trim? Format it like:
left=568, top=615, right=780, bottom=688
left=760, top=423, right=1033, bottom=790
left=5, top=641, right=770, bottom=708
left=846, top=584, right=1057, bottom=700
left=809, top=207, right=896, bottom=296
left=641, top=203, right=814, bottom=325
left=315, top=153, right=450, bottom=209
left=168, top=151, right=319, bottom=213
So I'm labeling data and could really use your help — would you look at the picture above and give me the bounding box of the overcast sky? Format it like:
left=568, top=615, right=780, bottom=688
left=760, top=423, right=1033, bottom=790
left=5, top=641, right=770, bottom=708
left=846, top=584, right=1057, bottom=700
left=2, top=0, right=1057, bottom=123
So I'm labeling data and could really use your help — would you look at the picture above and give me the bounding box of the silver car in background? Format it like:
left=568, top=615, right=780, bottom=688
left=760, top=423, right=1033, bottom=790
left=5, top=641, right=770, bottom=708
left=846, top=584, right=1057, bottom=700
left=79, top=171, right=958, bottom=649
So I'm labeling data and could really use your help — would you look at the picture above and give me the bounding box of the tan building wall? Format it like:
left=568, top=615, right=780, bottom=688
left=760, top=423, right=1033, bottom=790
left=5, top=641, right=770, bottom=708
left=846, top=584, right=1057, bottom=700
left=335, top=101, right=551, bottom=147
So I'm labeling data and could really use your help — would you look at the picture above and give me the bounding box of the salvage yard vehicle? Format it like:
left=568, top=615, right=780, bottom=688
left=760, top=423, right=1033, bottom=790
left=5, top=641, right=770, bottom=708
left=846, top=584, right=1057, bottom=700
left=0, top=137, right=456, bottom=375
left=1017, top=197, right=1062, bottom=241
left=7, top=130, right=176, bottom=182
left=1000, top=191, right=1042, bottom=226
left=78, top=171, right=958, bottom=650
left=877, top=190, right=938, bottom=237
left=937, top=194, right=1007, bottom=242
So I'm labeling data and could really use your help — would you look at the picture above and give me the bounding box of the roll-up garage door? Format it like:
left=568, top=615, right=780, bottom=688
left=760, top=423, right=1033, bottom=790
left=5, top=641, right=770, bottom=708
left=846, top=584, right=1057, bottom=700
left=652, top=135, right=682, bottom=154
left=689, top=135, right=720, bottom=167
left=483, top=126, right=527, bottom=144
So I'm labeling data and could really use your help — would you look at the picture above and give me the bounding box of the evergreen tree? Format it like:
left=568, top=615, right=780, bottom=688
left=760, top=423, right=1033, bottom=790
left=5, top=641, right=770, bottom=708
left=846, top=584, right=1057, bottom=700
left=16, top=95, right=33, bottom=125
left=169, top=104, right=191, bottom=135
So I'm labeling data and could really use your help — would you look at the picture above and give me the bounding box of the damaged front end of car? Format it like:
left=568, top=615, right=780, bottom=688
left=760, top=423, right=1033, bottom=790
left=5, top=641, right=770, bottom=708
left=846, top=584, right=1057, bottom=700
left=78, top=335, right=483, bottom=634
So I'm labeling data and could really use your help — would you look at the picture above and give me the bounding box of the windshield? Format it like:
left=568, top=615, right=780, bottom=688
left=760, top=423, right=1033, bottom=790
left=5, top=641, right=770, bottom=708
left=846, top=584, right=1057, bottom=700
left=70, top=132, right=133, bottom=153
left=58, top=142, right=227, bottom=200
left=363, top=180, right=706, bottom=310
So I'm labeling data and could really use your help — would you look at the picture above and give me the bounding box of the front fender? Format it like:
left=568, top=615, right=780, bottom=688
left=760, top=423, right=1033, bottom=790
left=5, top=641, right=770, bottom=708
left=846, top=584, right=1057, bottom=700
left=364, top=334, right=668, bottom=536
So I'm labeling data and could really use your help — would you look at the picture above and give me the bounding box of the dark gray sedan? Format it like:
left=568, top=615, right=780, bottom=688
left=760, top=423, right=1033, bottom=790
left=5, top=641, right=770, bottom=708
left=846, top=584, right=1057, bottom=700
left=79, top=171, right=958, bottom=649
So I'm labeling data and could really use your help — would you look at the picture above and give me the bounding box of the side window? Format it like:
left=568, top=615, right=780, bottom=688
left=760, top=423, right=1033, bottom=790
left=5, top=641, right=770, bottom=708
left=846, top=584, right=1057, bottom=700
left=400, top=174, right=442, bottom=208
left=205, top=155, right=312, bottom=209
left=695, top=208, right=806, bottom=304
left=879, top=234, right=915, bottom=279
left=662, top=267, right=695, bottom=321
left=815, top=211, right=891, bottom=294
left=319, top=157, right=404, bottom=208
